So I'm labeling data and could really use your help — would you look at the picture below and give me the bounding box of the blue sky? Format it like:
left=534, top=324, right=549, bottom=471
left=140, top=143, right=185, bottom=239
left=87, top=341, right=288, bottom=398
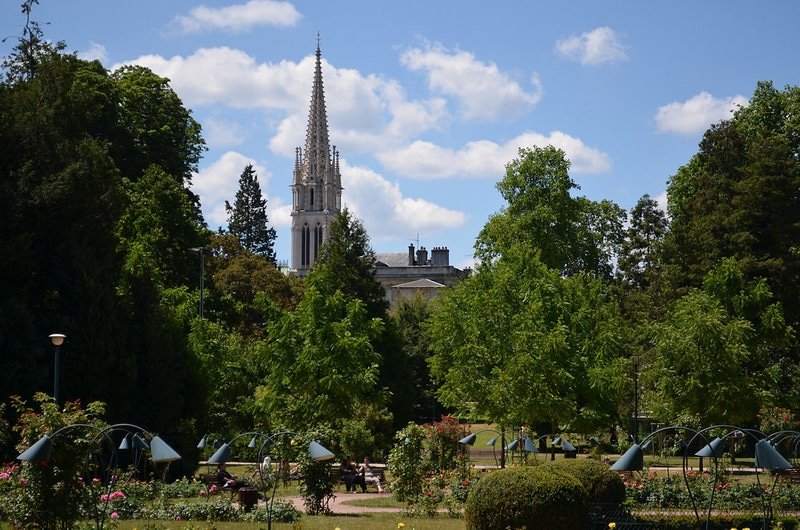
left=3, top=1, right=799, bottom=267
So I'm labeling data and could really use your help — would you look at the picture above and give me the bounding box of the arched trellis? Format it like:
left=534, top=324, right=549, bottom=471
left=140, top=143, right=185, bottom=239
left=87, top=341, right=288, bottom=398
left=611, top=425, right=792, bottom=529
left=205, top=430, right=334, bottom=530
left=17, top=422, right=181, bottom=530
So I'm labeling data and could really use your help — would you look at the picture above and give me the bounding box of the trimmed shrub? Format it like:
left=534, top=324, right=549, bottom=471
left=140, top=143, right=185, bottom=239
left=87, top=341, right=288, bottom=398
left=464, top=466, right=588, bottom=530
left=543, top=457, right=625, bottom=504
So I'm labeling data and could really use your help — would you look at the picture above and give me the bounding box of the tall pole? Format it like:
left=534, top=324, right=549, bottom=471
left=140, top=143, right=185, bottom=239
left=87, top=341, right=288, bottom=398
left=49, top=334, right=66, bottom=405
left=500, top=430, right=506, bottom=469
left=190, top=247, right=207, bottom=318
left=199, top=249, right=205, bottom=319
left=632, top=355, right=639, bottom=443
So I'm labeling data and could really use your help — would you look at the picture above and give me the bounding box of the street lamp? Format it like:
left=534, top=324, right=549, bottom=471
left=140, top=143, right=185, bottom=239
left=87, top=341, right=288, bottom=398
left=49, top=333, right=66, bottom=405
left=631, top=354, right=640, bottom=443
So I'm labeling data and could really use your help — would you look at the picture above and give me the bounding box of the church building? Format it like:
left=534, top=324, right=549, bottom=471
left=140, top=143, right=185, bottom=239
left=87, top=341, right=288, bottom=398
left=290, top=43, right=342, bottom=274
left=290, top=44, right=467, bottom=300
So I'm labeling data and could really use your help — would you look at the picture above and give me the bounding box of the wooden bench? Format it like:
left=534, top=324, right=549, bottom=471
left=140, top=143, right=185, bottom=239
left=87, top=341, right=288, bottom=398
left=331, top=466, right=386, bottom=492
left=198, top=472, right=238, bottom=499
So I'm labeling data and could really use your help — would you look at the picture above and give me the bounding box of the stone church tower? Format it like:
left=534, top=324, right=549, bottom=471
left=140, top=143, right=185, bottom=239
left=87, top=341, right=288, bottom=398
left=290, top=43, right=342, bottom=274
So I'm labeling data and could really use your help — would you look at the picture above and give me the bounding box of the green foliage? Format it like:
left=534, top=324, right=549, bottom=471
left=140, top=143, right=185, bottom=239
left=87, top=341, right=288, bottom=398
left=296, top=432, right=336, bottom=515
left=427, top=246, right=627, bottom=431
left=255, top=287, right=383, bottom=431
left=617, top=193, right=668, bottom=290
left=225, top=164, right=277, bottom=262
left=542, top=457, right=625, bottom=504
left=0, top=40, right=208, bottom=437
left=665, top=81, right=800, bottom=326
left=242, top=499, right=301, bottom=523
left=339, top=418, right=375, bottom=463
left=2, top=394, right=109, bottom=530
left=475, top=145, right=625, bottom=279
left=464, top=466, right=589, bottom=530
left=647, top=258, right=793, bottom=425
left=148, top=499, right=239, bottom=521
left=390, top=294, right=441, bottom=423
left=307, top=208, right=388, bottom=319
left=387, top=423, right=427, bottom=501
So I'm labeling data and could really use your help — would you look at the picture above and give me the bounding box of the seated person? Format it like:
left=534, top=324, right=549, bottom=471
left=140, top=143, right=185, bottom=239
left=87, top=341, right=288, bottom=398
left=357, top=456, right=384, bottom=493
left=216, top=462, right=243, bottom=490
left=340, top=457, right=366, bottom=492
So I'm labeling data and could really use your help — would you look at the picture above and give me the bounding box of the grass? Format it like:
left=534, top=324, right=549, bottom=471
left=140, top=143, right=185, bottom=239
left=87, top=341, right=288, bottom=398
left=110, top=514, right=466, bottom=529
left=339, top=495, right=407, bottom=508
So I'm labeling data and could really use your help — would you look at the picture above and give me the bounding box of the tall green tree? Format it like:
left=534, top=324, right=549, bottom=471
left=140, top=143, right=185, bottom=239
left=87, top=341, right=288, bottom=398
left=206, top=233, right=302, bottom=335
left=254, top=288, right=383, bottom=431
left=306, top=208, right=388, bottom=319
left=617, top=194, right=668, bottom=289
left=476, top=146, right=625, bottom=279
left=0, top=30, right=208, bottom=447
left=389, top=294, right=441, bottom=423
left=427, top=246, right=627, bottom=432
left=225, top=164, right=277, bottom=262
left=646, top=258, right=794, bottom=426
left=664, top=81, right=800, bottom=325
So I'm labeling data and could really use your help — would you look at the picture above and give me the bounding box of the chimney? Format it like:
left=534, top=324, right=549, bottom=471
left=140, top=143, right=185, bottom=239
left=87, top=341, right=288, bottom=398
left=408, top=244, right=415, bottom=266
left=416, top=246, right=428, bottom=265
left=431, top=247, right=449, bottom=266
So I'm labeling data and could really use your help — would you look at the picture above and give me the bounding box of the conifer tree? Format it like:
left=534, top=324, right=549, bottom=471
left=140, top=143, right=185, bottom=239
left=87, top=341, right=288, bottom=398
left=225, top=164, right=277, bottom=263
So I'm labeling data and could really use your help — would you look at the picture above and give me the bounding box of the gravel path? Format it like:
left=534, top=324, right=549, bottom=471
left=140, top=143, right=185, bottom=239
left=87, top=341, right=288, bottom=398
left=283, top=491, right=402, bottom=514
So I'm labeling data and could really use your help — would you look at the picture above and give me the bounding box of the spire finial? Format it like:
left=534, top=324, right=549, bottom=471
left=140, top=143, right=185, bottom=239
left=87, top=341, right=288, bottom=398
left=316, top=32, right=321, bottom=52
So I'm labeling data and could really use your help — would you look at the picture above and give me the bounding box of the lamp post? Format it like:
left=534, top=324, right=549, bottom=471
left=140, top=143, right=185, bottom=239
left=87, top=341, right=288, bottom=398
left=49, top=333, right=66, bottom=405
left=631, top=354, right=639, bottom=443
left=189, top=247, right=210, bottom=318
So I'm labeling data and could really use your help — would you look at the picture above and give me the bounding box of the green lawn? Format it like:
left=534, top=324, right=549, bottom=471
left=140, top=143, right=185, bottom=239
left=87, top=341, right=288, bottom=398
left=110, top=514, right=466, bottom=530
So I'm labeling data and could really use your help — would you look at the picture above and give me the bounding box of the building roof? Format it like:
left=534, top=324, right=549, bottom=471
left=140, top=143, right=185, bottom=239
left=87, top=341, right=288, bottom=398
left=391, top=278, right=446, bottom=289
left=375, top=253, right=408, bottom=267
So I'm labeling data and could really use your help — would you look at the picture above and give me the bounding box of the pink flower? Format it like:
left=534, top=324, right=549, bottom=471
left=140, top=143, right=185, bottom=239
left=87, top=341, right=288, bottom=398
left=19, top=478, right=28, bottom=486
left=93, top=477, right=101, bottom=484
left=110, top=512, right=119, bottom=520
left=111, top=491, right=125, bottom=500
left=100, top=494, right=110, bottom=502
left=199, top=489, right=207, bottom=496
left=209, top=484, right=217, bottom=493
left=0, top=472, right=9, bottom=480
left=175, top=516, right=181, bottom=521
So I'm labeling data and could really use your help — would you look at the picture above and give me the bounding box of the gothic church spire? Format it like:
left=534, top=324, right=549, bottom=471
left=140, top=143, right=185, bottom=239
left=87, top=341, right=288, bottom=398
left=290, top=39, right=343, bottom=274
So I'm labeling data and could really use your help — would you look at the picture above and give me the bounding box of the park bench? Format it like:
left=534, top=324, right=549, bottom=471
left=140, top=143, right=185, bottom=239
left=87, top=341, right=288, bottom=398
left=330, top=464, right=386, bottom=492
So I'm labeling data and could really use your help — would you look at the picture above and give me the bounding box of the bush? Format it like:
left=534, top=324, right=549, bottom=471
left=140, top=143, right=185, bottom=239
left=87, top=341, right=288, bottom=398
left=543, top=457, right=625, bottom=504
left=242, top=499, right=301, bottom=524
left=464, top=466, right=588, bottom=530
left=148, top=499, right=239, bottom=521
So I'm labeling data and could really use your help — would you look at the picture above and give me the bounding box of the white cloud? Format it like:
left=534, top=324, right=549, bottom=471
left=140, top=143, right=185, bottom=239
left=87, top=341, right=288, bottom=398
left=116, top=48, right=448, bottom=156
left=654, top=190, right=669, bottom=216
left=340, top=160, right=467, bottom=240
left=78, top=42, right=108, bottom=63
left=171, top=0, right=301, bottom=34
left=204, top=118, right=246, bottom=148
left=556, top=27, right=627, bottom=66
left=655, top=91, right=747, bottom=135
left=400, top=43, right=542, bottom=120
left=191, top=151, right=277, bottom=229
left=377, top=131, right=611, bottom=179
